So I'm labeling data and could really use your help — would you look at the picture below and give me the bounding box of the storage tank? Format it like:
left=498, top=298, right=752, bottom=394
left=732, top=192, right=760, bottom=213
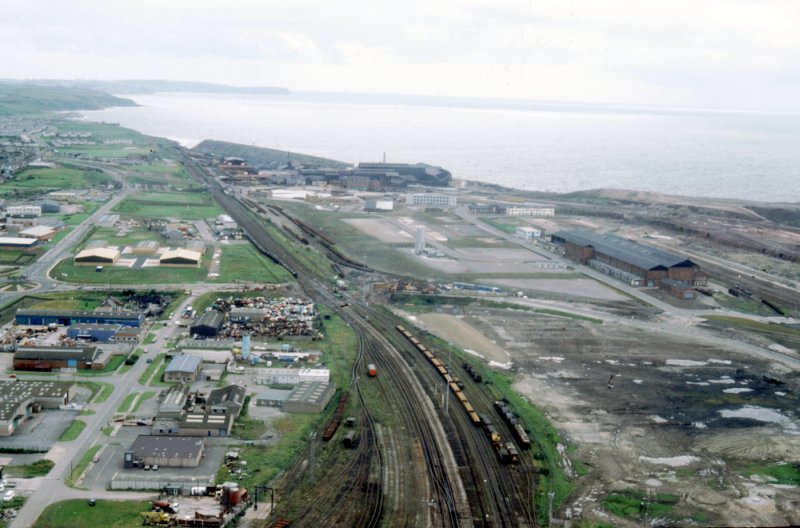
left=222, top=482, right=241, bottom=506
left=242, top=334, right=251, bottom=359
left=367, top=364, right=377, bottom=377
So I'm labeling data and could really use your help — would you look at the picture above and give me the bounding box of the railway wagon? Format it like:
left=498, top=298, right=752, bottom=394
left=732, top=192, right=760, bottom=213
left=437, top=365, right=448, bottom=376
left=423, top=350, right=434, bottom=361
left=449, top=382, right=461, bottom=394
left=396, top=324, right=407, bottom=333
left=513, top=423, right=531, bottom=449
left=343, top=430, right=356, bottom=449
left=455, top=391, right=468, bottom=404
left=417, top=344, right=428, bottom=353
left=367, top=363, right=377, bottom=377
left=430, top=358, right=444, bottom=368
left=462, top=401, right=475, bottom=414
left=505, top=443, right=520, bottom=464
left=467, top=411, right=481, bottom=425
left=409, top=337, right=420, bottom=346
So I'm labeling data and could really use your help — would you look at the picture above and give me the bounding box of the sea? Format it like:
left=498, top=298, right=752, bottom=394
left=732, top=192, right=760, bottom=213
left=78, top=92, right=800, bottom=203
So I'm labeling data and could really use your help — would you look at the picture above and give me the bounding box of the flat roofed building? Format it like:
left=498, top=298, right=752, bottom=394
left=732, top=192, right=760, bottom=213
left=159, top=385, right=190, bottom=417
left=164, top=354, right=202, bottom=383
left=19, top=225, right=56, bottom=241
left=364, top=199, right=394, bottom=212
left=48, top=191, right=79, bottom=202
left=256, top=368, right=330, bottom=386
left=0, top=237, right=38, bottom=250
left=283, top=381, right=335, bottom=414
left=15, top=308, right=143, bottom=327
left=0, top=380, right=76, bottom=436
left=505, top=206, right=555, bottom=217
left=160, top=248, right=202, bottom=267
left=14, top=345, right=102, bottom=371
left=405, top=193, right=457, bottom=209
left=552, top=229, right=706, bottom=288
left=515, top=226, right=541, bottom=240
left=75, top=247, right=120, bottom=265
left=6, top=205, right=41, bottom=217
left=255, top=389, right=292, bottom=407
left=128, top=435, right=205, bottom=467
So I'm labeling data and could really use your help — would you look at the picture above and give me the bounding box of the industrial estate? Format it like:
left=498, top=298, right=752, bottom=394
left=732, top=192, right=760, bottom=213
left=0, top=83, right=798, bottom=528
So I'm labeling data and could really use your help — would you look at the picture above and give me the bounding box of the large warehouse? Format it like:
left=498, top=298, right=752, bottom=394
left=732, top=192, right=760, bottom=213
left=125, top=435, right=206, bottom=468
left=190, top=310, right=224, bottom=337
left=0, top=380, right=76, bottom=436
left=552, top=230, right=706, bottom=287
left=159, top=248, right=202, bottom=267
left=14, top=346, right=104, bottom=371
left=15, top=308, right=143, bottom=327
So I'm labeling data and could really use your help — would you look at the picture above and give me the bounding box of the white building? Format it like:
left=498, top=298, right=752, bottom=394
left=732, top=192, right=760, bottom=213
left=505, top=206, right=555, bottom=217
left=6, top=205, right=41, bottom=218
left=515, top=226, right=542, bottom=240
left=364, top=199, right=394, bottom=212
left=405, top=193, right=457, bottom=208
left=48, top=191, right=79, bottom=202
left=256, top=368, right=330, bottom=385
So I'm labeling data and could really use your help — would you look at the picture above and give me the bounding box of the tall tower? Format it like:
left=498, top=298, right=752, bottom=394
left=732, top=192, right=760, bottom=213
left=415, top=228, right=426, bottom=254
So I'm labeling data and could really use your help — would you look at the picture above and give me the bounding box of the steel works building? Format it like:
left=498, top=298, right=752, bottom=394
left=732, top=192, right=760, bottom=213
left=552, top=230, right=706, bottom=288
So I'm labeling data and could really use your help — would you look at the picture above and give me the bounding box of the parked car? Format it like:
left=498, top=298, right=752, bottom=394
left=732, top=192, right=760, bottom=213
left=152, top=464, right=159, bottom=471
left=144, top=464, right=151, bottom=471
left=3, top=490, right=15, bottom=501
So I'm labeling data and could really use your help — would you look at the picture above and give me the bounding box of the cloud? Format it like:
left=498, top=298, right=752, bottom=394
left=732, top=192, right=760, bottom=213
left=1, top=0, right=799, bottom=110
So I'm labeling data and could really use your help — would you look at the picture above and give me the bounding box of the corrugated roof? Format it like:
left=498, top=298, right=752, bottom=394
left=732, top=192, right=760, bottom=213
left=165, top=354, right=202, bottom=373
left=160, top=248, right=202, bottom=263
left=554, top=230, right=695, bottom=270
left=75, top=247, right=120, bottom=261
left=191, top=311, right=224, bottom=330
left=130, top=435, right=205, bottom=459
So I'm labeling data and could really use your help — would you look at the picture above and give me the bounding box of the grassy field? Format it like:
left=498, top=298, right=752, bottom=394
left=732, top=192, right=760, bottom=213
left=58, top=420, right=87, bottom=442
left=34, top=499, right=151, bottom=528
left=5, top=459, right=54, bottom=478
left=216, top=243, right=294, bottom=283
left=738, top=462, right=800, bottom=486
left=113, top=192, right=221, bottom=220
left=51, top=257, right=209, bottom=285
left=602, top=488, right=682, bottom=522
left=0, top=167, right=111, bottom=192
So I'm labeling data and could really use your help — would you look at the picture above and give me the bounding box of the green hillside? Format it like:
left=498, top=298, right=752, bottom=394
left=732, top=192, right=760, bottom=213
left=0, top=83, right=136, bottom=115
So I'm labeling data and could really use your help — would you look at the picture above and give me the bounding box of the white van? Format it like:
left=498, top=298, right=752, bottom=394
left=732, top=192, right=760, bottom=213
left=3, top=490, right=15, bottom=501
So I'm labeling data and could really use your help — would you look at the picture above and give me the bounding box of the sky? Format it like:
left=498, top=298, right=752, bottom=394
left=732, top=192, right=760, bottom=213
left=2, top=0, right=799, bottom=111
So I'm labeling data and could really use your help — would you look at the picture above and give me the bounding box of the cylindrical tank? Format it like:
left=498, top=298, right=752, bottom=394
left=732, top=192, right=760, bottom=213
left=222, top=482, right=241, bottom=506
left=242, top=334, right=251, bottom=359
left=367, top=364, right=377, bottom=377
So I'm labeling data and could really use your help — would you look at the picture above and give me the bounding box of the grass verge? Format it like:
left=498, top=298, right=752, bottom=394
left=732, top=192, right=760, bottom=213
left=34, top=499, right=151, bottom=528
left=58, top=420, right=87, bottom=442
left=65, top=445, right=101, bottom=489
left=5, top=459, right=55, bottom=478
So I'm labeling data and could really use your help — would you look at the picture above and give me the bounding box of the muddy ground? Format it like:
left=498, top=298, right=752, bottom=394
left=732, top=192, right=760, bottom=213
left=417, top=302, right=800, bottom=527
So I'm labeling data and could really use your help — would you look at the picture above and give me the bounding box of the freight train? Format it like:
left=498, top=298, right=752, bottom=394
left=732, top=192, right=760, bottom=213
left=495, top=400, right=531, bottom=449
left=396, top=324, right=481, bottom=425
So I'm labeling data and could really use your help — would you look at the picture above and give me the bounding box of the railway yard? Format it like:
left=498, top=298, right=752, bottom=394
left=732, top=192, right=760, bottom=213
left=1, top=108, right=799, bottom=528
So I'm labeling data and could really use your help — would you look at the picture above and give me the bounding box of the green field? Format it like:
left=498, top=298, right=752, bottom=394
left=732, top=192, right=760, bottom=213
left=0, top=167, right=111, bottom=192
left=216, top=243, right=294, bottom=283
left=113, top=192, right=221, bottom=220
left=0, top=83, right=135, bottom=115
left=5, top=459, right=54, bottom=478
left=34, top=499, right=151, bottom=528
left=739, top=462, right=800, bottom=486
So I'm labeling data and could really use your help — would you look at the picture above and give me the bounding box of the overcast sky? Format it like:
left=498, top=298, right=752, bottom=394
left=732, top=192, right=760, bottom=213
left=2, top=0, right=799, bottom=111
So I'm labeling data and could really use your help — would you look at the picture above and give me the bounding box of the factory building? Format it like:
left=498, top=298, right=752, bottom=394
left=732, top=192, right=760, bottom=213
left=66, top=323, right=124, bottom=342
left=35, top=199, right=60, bottom=213
left=0, top=380, right=76, bottom=436
left=13, top=346, right=103, bottom=371
left=282, top=382, right=335, bottom=414
left=19, top=225, right=56, bottom=241
left=15, top=308, right=143, bottom=327
left=364, top=199, right=394, bottom=212
left=74, top=247, right=120, bottom=265
left=405, top=193, right=457, bottom=209
left=552, top=230, right=706, bottom=288
left=190, top=311, right=224, bottom=338
left=125, top=436, right=205, bottom=468
left=159, top=248, right=202, bottom=267
left=0, top=237, right=38, bottom=250
left=151, top=385, right=245, bottom=437
left=164, top=354, right=203, bottom=383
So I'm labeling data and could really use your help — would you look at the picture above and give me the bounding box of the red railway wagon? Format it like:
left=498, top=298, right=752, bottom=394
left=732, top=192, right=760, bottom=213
left=367, top=363, right=377, bottom=377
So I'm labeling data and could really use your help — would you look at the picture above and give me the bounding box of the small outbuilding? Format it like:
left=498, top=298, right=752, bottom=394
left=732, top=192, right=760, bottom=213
left=131, top=240, right=160, bottom=255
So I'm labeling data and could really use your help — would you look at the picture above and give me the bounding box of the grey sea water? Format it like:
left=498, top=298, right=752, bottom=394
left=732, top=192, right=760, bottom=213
left=80, top=92, right=800, bottom=202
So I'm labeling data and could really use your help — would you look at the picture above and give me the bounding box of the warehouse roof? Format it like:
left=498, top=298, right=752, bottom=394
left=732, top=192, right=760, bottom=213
left=14, top=346, right=100, bottom=362
left=0, top=380, right=75, bottom=421
left=553, top=230, right=696, bottom=270
left=0, top=237, right=37, bottom=247
left=286, top=381, right=333, bottom=406
left=130, top=435, right=205, bottom=459
left=135, top=240, right=160, bottom=248
left=191, top=310, right=224, bottom=330
left=19, top=225, right=55, bottom=237
left=165, top=354, right=202, bottom=374
left=16, top=308, right=142, bottom=320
